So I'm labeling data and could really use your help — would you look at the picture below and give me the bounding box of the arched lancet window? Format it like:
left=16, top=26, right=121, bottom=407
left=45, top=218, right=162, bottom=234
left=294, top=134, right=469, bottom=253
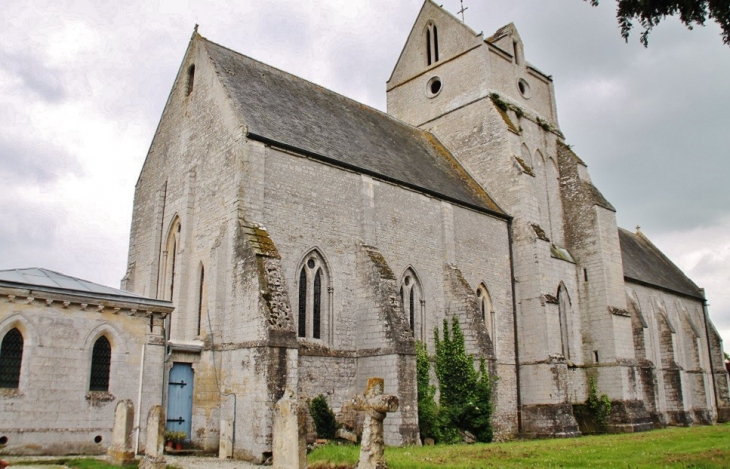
left=557, top=284, right=571, bottom=359
left=476, top=284, right=495, bottom=346
left=0, top=328, right=23, bottom=389
left=297, top=251, right=330, bottom=340
left=197, top=264, right=206, bottom=336
left=400, top=268, right=423, bottom=338
left=163, top=218, right=181, bottom=302
left=426, top=22, right=439, bottom=66
left=89, top=336, right=112, bottom=392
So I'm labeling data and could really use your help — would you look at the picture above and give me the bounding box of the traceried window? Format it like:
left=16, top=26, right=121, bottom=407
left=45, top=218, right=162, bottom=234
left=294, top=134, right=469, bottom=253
left=297, top=251, right=329, bottom=340
left=89, top=336, right=112, bottom=392
left=400, top=268, right=423, bottom=338
left=0, top=328, right=23, bottom=388
left=476, top=284, right=495, bottom=348
left=426, top=22, right=439, bottom=66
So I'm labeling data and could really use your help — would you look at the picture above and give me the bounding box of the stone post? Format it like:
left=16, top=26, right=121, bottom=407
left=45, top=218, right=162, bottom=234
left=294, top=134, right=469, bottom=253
left=219, top=420, right=233, bottom=459
left=108, top=399, right=135, bottom=465
left=353, top=378, right=399, bottom=469
left=273, top=388, right=306, bottom=469
left=140, top=405, right=166, bottom=469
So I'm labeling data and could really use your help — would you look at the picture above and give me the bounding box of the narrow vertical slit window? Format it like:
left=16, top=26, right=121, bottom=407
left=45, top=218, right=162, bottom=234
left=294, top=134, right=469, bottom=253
left=433, top=25, right=439, bottom=62
left=426, top=29, right=432, bottom=65
left=90, top=336, right=112, bottom=392
left=409, top=288, right=415, bottom=332
left=197, top=266, right=205, bottom=336
left=298, top=268, right=307, bottom=338
left=186, top=64, right=195, bottom=96
left=313, top=269, right=322, bottom=339
left=0, top=328, right=23, bottom=389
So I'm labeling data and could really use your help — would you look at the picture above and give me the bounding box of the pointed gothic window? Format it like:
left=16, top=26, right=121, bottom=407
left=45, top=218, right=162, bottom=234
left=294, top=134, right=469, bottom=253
left=426, top=22, right=439, bottom=66
left=400, top=268, right=423, bottom=337
left=162, top=218, right=181, bottom=302
left=477, top=284, right=495, bottom=350
left=558, top=284, right=571, bottom=359
left=297, top=251, right=330, bottom=341
left=89, top=336, right=112, bottom=392
left=0, top=328, right=23, bottom=389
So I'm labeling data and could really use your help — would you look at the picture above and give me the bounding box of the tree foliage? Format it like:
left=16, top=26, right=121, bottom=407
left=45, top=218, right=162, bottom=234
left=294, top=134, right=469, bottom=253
left=586, top=0, right=730, bottom=46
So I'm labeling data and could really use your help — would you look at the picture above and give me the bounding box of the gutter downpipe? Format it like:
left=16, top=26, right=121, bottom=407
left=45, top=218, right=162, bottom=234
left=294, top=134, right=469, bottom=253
left=700, top=289, right=720, bottom=415
left=508, top=218, right=522, bottom=433
left=134, top=341, right=146, bottom=454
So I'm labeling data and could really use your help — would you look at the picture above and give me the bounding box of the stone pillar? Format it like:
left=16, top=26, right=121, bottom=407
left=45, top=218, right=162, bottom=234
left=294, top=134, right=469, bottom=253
left=108, top=399, right=135, bottom=465
left=273, top=388, right=306, bottom=469
left=353, top=378, right=399, bottom=469
left=140, top=406, right=166, bottom=469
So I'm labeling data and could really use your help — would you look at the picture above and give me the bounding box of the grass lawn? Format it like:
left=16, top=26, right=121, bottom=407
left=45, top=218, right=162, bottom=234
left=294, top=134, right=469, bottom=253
left=309, top=423, right=730, bottom=468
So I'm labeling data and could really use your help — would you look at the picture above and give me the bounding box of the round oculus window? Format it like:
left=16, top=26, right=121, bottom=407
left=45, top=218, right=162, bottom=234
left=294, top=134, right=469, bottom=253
left=426, top=76, right=443, bottom=98
left=518, top=78, right=531, bottom=99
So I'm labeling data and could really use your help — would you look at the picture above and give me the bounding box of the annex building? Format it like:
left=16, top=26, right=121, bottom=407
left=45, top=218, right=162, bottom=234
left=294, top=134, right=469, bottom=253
left=1, top=0, right=728, bottom=462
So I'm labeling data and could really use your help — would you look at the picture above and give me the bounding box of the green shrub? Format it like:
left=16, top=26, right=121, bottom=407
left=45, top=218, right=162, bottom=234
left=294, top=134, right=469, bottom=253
left=308, top=394, right=338, bottom=439
left=416, top=341, right=440, bottom=442
left=432, top=316, right=494, bottom=443
left=587, top=377, right=612, bottom=433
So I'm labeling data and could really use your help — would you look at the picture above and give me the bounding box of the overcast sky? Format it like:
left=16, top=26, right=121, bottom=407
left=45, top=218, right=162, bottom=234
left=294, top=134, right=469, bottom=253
left=1, top=0, right=728, bottom=348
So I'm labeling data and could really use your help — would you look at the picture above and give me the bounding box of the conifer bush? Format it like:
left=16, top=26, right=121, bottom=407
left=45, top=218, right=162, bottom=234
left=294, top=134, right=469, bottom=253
left=308, top=394, right=338, bottom=439
left=415, top=316, right=494, bottom=444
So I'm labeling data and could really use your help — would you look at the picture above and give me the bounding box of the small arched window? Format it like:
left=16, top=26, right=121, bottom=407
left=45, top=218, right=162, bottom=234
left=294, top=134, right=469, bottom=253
left=297, top=251, right=330, bottom=340
left=186, top=64, right=195, bottom=96
left=0, top=328, right=23, bottom=389
left=400, top=268, right=423, bottom=338
left=89, top=336, right=112, bottom=392
left=426, top=22, right=439, bottom=66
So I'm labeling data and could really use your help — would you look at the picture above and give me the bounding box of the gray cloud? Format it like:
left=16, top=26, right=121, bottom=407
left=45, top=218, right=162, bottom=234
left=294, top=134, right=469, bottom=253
left=0, top=51, right=67, bottom=102
left=0, top=137, right=81, bottom=184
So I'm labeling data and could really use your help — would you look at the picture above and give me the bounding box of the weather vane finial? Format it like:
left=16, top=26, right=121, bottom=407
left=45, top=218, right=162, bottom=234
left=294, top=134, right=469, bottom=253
left=458, top=0, right=468, bottom=22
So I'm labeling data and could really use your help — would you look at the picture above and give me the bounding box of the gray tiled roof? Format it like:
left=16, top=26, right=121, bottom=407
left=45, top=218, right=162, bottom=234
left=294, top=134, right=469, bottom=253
left=0, top=268, right=148, bottom=300
left=618, top=229, right=704, bottom=300
left=202, top=38, right=504, bottom=216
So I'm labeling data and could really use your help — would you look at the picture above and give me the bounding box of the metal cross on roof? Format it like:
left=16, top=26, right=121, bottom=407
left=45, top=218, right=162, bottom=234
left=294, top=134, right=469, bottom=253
left=458, top=0, right=468, bottom=22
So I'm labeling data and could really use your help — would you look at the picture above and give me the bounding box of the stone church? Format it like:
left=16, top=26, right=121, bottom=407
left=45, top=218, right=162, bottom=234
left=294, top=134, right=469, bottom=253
left=1, top=0, right=728, bottom=462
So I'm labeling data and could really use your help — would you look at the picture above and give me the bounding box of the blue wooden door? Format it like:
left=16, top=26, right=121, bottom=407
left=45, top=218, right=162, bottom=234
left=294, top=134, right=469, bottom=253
left=166, top=362, right=194, bottom=439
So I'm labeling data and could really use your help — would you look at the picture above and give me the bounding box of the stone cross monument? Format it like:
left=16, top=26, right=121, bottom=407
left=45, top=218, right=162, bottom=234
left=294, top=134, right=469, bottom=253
left=353, top=378, right=399, bottom=469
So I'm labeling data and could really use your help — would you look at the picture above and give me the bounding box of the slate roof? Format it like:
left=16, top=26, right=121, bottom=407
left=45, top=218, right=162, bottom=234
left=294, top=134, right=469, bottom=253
left=0, top=268, right=169, bottom=305
left=201, top=37, right=505, bottom=216
left=618, top=229, right=704, bottom=300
